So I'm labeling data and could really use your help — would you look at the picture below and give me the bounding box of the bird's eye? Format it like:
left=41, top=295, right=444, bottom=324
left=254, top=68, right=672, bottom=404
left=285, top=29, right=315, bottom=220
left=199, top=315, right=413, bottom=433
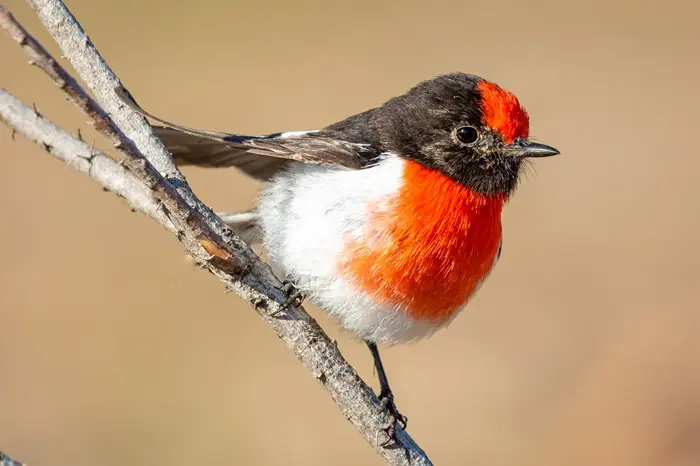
left=456, top=126, right=479, bottom=145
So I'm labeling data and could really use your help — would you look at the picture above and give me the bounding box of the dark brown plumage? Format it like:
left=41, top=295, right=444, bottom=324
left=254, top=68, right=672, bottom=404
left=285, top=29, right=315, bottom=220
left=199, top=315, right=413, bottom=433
left=116, top=73, right=558, bottom=196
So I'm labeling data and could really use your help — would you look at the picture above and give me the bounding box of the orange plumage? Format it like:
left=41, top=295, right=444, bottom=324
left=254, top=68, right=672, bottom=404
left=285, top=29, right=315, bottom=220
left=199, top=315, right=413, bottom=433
left=339, top=160, right=504, bottom=322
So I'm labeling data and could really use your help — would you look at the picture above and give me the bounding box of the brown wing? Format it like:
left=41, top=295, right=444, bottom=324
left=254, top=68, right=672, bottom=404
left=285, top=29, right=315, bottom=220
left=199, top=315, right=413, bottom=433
left=115, top=86, right=379, bottom=181
left=152, top=127, right=290, bottom=180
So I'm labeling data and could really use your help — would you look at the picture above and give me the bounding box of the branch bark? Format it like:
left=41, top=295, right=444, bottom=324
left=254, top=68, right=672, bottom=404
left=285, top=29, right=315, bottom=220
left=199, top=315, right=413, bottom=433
left=0, top=452, right=25, bottom=466
left=0, top=89, right=172, bottom=231
left=0, top=3, right=433, bottom=464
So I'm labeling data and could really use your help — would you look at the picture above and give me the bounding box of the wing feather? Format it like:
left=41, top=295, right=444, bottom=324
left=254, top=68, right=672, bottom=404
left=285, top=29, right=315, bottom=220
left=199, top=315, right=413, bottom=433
left=115, top=87, right=379, bottom=180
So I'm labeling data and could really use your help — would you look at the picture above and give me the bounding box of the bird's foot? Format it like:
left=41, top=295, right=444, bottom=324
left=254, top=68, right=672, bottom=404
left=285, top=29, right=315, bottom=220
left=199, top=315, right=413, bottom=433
left=271, top=280, right=306, bottom=316
left=378, top=391, right=408, bottom=447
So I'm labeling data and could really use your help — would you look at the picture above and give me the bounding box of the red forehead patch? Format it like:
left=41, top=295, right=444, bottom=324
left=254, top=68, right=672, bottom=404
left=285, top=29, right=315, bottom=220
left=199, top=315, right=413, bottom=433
left=476, top=81, right=530, bottom=143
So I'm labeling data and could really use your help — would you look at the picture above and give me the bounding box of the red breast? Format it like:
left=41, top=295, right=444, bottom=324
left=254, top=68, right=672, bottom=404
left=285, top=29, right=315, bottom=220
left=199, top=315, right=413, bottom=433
left=338, top=160, right=504, bottom=322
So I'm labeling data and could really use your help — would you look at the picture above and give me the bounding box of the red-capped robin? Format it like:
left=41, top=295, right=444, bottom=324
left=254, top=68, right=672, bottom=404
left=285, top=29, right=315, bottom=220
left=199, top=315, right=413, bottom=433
left=118, top=73, right=559, bottom=443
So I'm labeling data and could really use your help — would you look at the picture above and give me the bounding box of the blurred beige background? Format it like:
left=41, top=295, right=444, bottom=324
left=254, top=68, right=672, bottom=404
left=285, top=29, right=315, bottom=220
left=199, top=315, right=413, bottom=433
left=1, top=0, right=700, bottom=465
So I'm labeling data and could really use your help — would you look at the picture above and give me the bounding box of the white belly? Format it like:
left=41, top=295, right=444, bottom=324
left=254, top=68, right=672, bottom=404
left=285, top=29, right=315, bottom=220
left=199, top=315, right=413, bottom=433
left=256, top=155, right=450, bottom=344
left=255, top=154, right=501, bottom=344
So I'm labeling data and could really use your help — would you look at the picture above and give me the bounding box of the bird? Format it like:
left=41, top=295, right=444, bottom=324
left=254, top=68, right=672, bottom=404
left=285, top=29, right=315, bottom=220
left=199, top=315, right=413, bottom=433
left=116, top=72, right=559, bottom=444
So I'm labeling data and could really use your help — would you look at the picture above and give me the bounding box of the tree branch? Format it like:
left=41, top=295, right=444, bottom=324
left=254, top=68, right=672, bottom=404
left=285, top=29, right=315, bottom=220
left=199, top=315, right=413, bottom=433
left=0, top=3, right=433, bottom=464
left=0, top=452, right=25, bottom=466
left=0, top=89, right=173, bottom=231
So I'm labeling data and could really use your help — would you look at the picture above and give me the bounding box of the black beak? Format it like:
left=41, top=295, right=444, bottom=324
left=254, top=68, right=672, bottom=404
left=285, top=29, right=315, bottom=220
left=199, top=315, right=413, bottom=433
left=502, top=139, right=560, bottom=158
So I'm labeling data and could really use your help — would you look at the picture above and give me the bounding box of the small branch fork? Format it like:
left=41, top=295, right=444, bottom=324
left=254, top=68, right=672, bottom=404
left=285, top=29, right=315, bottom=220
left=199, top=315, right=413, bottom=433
left=0, top=2, right=433, bottom=465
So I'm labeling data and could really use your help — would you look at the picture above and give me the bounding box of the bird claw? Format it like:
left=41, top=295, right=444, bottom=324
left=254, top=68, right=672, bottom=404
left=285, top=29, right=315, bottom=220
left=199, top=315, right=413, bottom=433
left=378, top=392, right=408, bottom=447
left=270, top=280, right=306, bottom=316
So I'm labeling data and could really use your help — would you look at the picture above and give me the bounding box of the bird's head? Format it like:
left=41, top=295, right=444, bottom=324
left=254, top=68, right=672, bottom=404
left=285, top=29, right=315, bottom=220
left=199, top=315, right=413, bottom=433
left=376, top=73, right=559, bottom=196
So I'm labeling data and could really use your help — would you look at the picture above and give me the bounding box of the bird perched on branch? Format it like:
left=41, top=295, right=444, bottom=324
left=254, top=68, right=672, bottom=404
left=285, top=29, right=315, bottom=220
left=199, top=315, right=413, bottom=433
left=117, top=72, right=559, bottom=444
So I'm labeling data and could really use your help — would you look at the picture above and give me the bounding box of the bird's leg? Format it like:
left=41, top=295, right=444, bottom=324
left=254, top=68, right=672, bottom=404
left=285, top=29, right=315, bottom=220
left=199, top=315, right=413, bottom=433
left=270, top=279, right=306, bottom=316
left=366, top=341, right=408, bottom=446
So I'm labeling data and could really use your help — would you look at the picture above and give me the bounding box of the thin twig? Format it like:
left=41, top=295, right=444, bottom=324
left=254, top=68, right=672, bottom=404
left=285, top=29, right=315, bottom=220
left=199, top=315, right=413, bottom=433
left=0, top=2, right=249, bottom=277
left=0, top=89, right=171, bottom=229
left=0, top=452, right=24, bottom=466
left=0, top=2, right=433, bottom=464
